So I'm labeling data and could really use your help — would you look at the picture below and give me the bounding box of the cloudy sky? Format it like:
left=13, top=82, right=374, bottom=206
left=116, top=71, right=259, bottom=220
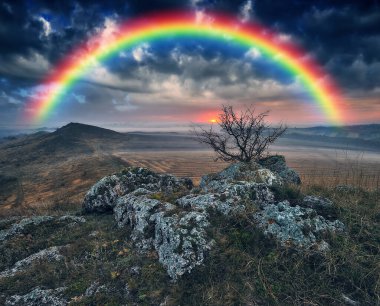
left=1, top=0, right=379, bottom=131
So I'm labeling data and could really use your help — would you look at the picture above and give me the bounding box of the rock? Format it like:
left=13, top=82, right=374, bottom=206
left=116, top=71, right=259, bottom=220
left=130, top=266, right=141, bottom=276
left=200, top=162, right=282, bottom=188
left=114, top=194, right=213, bottom=279
left=83, top=167, right=193, bottom=213
left=0, top=216, right=87, bottom=244
left=0, top=216, right=54, bottom=243
left=114, top=194, right=166, bottom=250
left=5, top=287, right=67, bottom=306
left=259, top=155, right=301, bottom=185
left=84, top=281, right=109, bottom=297
left=176, top=193, right=245, bottom=215
left=58, top=215, right=86, bottom=223
left=152, top=210, right=213, bottom=280
left=253, top=201, right=345, bottom=251
left=82, top=157, right=345, bottom=279
left=0, top=246, right=64, bottom=279
left=302, top=196, right=338, bottom=220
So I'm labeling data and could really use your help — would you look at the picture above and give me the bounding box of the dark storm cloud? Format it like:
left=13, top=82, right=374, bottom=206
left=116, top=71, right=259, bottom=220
left=0, top=0, right=379, bottom=127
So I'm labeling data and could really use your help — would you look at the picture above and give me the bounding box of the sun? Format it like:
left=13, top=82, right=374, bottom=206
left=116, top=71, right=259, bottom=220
left=209, top=119, right=217, bottom=123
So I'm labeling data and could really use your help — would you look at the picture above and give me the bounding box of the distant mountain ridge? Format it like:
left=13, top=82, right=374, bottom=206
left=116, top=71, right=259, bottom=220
left=287, top=124, right=380, bottom=141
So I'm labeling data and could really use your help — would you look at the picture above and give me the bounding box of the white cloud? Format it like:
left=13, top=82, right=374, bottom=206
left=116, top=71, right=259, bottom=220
left=275, top=33, right=292, bottom=43
left=38, top=16, right=52, bottom=37
left=240, top=0, right=253, bottom=23
left=0, top=52, right=51, bottom=78
left=245, top=48, right=261, bottom=59
left=132, top=43, right=151, bottom=62
left=195, top=10, right=214, bottom=25
left=112, top=94, right=138, bottom=111
left=72, top=93, right=86, bottom=104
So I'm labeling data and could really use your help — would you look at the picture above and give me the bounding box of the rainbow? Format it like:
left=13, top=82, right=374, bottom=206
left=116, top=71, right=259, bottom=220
left=26, top=11, right=345, bottom=124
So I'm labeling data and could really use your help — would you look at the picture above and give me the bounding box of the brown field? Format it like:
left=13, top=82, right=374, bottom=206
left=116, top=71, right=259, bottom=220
left=117, top=147, right=380, bottom=189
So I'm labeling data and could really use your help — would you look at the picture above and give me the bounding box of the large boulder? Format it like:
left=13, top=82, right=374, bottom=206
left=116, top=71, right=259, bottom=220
left=82, top=167, right=193, bottom=213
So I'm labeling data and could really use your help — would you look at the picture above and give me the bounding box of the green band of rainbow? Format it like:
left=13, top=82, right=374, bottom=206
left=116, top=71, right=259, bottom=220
left=26, top=11, right=345, bottom=124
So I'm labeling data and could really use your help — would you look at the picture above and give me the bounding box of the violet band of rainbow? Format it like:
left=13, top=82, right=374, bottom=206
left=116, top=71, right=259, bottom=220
left=27, top=11, right=345, bottom=125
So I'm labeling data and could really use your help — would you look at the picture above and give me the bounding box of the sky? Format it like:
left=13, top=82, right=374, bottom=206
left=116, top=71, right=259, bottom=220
left=0, top=0, right=380, bottom=131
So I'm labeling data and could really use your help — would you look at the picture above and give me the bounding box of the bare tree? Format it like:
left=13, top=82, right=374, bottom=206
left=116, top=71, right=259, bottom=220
left=193, top=105, right=286, bottom=162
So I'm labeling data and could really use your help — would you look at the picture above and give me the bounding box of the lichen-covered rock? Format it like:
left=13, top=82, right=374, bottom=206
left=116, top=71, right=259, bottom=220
left=259, top=155, right=301, bottom=185
left=5, top=287, right=67, bottom=306
left=0, top=216, right=54, bottom=242
left=176, top=193, right=245, bottom=215
left=82, top=167, right=193, bottom=213
left=84, top=282, right=109, bottom=297
left=253, top=201, right=345, bottom=251
left=200, top=162, right=282, bottom=188
left=0, top=246, right=64, bottom=279
left=0, top=216, right=86, bottom=244
left=114, top=194, right=213, bottom=279
left=82, top=157, right=345, bottom=280
left=200, top=180, right=275, bottom=209
left=58, top=215, right=86, bottom=223
left=114, top=194, right=169, bottom=250
left=302, top=195, right=338, bottom=220
left=152, top=211, right=213, bottom=280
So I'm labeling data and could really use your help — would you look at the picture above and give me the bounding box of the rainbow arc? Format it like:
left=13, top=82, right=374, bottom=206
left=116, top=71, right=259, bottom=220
left=26, top=11, right=346, bottom=124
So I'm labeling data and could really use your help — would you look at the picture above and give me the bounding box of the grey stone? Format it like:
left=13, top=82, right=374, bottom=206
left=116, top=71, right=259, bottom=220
left=302, top=195, right=338, bottom=220
left=5, top=287, right=67, bottom=306
left=259, top=155, right=301, bottom=185
left=83, top=167, right=193, bottom=213
left=0, top=216, right=54, bottom=243
left=152, top=211, right=213, bottom=280
left=114, top=194, right=213, bottom=279
left=114, top=194, right=166, bottom=250
left=176, top=193, right=245, bottom=215
left=253, top=201, right=345, bottom=251
left=84, top=281, right=109, bottom=297
left=0, top=246, right=64, bottom=279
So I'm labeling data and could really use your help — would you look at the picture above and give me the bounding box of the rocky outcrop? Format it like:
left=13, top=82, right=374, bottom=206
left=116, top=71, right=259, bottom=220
left=83, top=160, right=343, bottom=280
left=0, top=246, right=64, bottom=279
left=83, top=167, right=193, bottom=213
left=5, top=287, right=67, bottom=306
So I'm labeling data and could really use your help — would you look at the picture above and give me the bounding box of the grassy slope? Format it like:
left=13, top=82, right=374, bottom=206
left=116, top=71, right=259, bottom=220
left=0, top=185, right=379, bottom=306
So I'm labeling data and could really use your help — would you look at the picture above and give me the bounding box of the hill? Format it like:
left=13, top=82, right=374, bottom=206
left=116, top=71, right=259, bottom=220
left=0, top=123, right=131, bottom=209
